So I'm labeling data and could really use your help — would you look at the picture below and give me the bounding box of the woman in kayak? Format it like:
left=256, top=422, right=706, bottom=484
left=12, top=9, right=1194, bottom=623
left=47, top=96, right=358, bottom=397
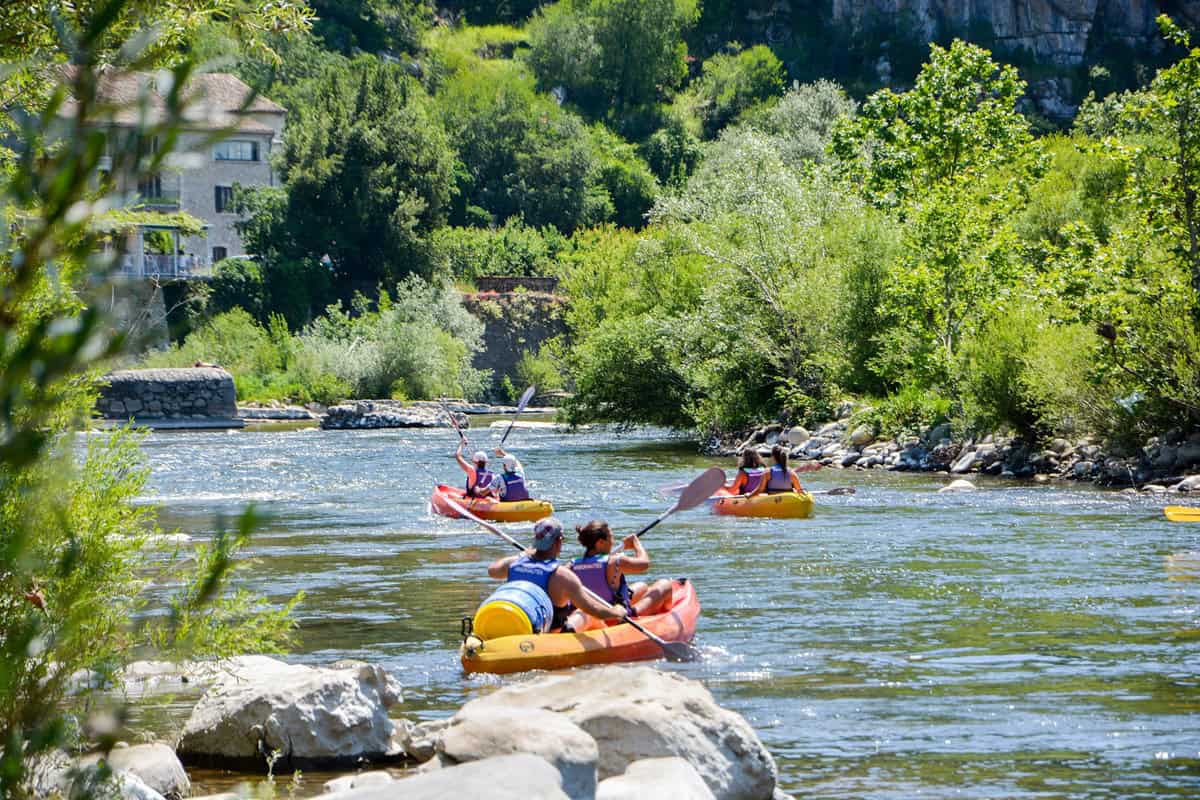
left=764, top=444, right=821, bottom=493
left=566, top=521, right=673, bottom=630
left=728, top=449, right=767, bottom=496
left=456, top=441, right=496, bottom=498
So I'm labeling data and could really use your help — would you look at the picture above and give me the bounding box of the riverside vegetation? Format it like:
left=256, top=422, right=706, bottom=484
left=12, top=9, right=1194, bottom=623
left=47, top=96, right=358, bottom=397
left=139, top=2, right=1200, bottom=466
left=0, top=3, right=309, bottom=797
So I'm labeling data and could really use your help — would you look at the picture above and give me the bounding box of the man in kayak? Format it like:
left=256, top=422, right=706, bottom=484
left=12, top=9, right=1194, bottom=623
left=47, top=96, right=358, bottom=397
left=456, top=441, right=496, bottom=498
left=487, top=517, right=627, bottom=632
left=492, top=446, right=530, bottom=501
left=728, top=449, right=767, bottom=496
left=567, top=521, right=672, bottom=631
left=764, top=444, right=821, bottom=493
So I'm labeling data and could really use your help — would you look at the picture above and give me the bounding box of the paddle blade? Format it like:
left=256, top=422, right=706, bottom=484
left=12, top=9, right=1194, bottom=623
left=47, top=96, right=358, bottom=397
left=1165, top=505, right=1200, bottom=522
left=515, top=384, right=536, bottom=413
left=673, top=467, right=727, bottom=513
left=660, top=640, right=701, bottom=662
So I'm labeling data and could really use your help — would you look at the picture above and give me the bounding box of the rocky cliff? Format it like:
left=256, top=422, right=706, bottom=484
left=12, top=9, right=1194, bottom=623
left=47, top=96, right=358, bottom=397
left=826, top=0, right=1197, bottom=66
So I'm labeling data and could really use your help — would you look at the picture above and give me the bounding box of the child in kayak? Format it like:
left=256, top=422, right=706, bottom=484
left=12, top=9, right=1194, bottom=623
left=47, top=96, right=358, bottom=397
left=764, top=444, right=821, bottom=493
left=566, top=520, right=673, bottom=630
left=492, top=446, right=530, bottom=501
left=728, top=449, right=767, bottom=496
left=456, top=441, right=496, bottom=498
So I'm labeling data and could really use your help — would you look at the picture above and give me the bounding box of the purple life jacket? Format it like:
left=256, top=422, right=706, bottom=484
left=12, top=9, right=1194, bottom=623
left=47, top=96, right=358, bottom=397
left=571, top=554, right=633, bottom=612
left=766, top=464, right=793, bottom=492
left=740, top=467, right=766, bottom=495
left=501, top=471, right=530, bottom=501
left=467, top=466, right=495, bottom=496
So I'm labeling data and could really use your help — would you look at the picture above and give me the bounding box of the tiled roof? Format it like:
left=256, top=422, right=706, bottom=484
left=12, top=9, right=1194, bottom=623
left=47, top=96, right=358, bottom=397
left=62, top=68, right=284, bottom=133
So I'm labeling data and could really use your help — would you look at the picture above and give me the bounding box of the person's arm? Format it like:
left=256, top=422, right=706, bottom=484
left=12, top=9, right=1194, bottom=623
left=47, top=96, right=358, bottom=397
left=790, top=470, right=805, bottom=492
left=455, top=442, right=473, bottom=475
left=614, top=534, right=650, bottom=574
left=487, top=554, right=520, bottom=580
left=555, top=570, right=626, bottom=621
left=794, top=460, right=822, bottom=474
left=730, top=470, right=746, bottom=493
left=491, top=472, right=506, bottom=499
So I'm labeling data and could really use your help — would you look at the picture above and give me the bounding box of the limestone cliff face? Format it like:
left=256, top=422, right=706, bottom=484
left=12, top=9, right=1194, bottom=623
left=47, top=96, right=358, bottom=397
left=829, top=0, right=1197, bottom=66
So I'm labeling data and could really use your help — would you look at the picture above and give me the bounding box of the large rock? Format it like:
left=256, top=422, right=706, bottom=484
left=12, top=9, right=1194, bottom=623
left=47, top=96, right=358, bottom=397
left=597, top=757, right=716, bottom=800
left=317, top=754, right=567, bottom=800
left=847, top=425, right=874, bottom=447
left=80, top=744, right=189, bottom=800
left=452, top=666, right=776, bottom=800
left=938, top=479, right=977, bottom=493
left=322, top=771, right=395, bottom=794
left=436, top=707, right=598, bottom=800
left=68, top=766, right=167, bottom=800
left=321, top=401, right=467, bottom=431
left=176, top=660, right=404, bottom=768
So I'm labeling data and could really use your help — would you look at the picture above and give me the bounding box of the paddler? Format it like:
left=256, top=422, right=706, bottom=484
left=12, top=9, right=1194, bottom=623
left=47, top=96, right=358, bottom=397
left=567, top=521, right=673, bottom=631
left=486, top=517, right=627, bottom=632
left=764, top=444, right=820, bottom=493
left=456, top=441, right=496, bottom=498
left=728, top=449, right=767, bottom=496
left=492, top=446, right=530, bottom=501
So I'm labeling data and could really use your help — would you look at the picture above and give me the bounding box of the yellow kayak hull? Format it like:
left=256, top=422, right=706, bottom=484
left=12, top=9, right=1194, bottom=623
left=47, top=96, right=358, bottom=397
left=431, top=485, right=554, bottom=523
left=712, top=490, right=814, bottom=519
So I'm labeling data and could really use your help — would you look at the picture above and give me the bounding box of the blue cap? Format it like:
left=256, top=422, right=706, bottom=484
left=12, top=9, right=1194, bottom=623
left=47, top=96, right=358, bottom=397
left=532, top=517, right=564, bottom=551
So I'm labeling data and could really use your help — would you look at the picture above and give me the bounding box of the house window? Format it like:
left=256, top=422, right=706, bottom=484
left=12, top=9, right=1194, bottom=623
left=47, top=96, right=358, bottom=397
left=138, top=174, right=163, bottom=199
left=214, top=140, right=259, bottom=161
left=212, top=246, right=228, bottom=264
left=214, top=185, right=234, bottom=213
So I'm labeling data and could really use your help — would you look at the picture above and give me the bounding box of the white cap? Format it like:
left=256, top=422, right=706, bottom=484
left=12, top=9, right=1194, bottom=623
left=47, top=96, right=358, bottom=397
left=502, top=455, right=518, bottom=472
left=473, top=451, right=488, bottom=464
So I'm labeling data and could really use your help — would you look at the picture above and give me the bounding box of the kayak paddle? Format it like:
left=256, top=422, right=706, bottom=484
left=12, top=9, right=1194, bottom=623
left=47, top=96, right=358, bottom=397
left=442, top=495, right=698, bottom=662
left=499, top=385, right=536, bottom=446
left=438, top=398, right=468, bottom=444
left=637, top=467, right=728, bottom=538
left=1165, top=505, right=1200, bottom=522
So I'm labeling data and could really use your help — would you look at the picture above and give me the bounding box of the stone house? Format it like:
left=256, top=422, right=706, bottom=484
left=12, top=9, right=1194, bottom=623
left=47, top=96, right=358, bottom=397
left=77, top=70, right=286, bottom=278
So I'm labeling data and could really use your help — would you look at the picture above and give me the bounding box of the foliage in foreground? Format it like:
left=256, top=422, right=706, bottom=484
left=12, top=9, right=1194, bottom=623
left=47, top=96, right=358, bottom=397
left=1, top=6, right=302, bottom=796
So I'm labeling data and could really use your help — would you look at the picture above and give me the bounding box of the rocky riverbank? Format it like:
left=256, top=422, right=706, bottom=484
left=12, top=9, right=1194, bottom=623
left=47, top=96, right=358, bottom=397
left=34, top=658, right=788, bottom=800
left=319, top=399, right=557, bottom=430
left=713, top=411, right=1200, bottom=494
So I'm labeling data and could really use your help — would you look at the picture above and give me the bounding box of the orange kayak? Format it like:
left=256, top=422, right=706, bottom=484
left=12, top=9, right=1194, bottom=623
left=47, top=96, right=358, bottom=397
left=460, top=579, right=700, bottom=674
left=712, top=488, right=814, bottom=518
left=430, top=484, right=554, bottom=523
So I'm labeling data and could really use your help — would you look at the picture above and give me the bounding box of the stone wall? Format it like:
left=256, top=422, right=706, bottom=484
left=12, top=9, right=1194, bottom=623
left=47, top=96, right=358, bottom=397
left=475, top=276, right=560, bottom=294
left=96, top=367, right=241, bottom=428
left=461, top=291, right=567, bottom=401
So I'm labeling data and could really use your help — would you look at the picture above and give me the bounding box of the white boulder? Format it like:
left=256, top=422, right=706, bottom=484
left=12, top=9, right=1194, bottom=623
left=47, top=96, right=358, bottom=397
left=80, top=744, right=189, bottom=800
left=176, top=660, right=404, bottom=767
left=322, top=771, right=395, bottom=793
left=597, top=757, right=716, bottom=800
left=938, top=479, right=977, bottom=493
left=317, top=754, right=567, bottom=800
left=452, top=666, right=776, bottom=800
left=435, top=707, right=598, bottom=800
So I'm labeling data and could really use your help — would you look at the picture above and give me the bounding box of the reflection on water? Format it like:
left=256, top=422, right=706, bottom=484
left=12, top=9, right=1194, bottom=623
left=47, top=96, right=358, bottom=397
left=130, top=425, right=1200, bottom=798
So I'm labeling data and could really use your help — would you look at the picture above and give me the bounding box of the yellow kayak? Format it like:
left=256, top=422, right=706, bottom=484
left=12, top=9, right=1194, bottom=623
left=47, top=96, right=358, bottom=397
left=712, top=489, right=814, bottom=519
left=430, top=484, right=554, bottom=523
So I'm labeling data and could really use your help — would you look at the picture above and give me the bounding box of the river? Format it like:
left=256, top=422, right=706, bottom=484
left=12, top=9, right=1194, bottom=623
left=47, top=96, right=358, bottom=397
left=133, top=421, right=1200, bottom=798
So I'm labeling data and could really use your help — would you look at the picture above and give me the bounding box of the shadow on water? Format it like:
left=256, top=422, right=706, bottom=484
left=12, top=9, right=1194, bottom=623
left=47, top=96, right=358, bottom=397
left=125, top=425, right=1200, bottom=798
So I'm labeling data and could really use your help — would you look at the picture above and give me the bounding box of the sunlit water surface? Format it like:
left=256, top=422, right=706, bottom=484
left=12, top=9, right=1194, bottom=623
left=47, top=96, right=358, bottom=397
left=128, top=422, right=1200, bottom=798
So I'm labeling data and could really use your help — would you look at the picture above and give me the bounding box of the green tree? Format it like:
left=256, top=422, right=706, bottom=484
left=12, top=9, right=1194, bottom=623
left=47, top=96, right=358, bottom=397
left=526, top=0, right=699, bottom=113
left=309, top=0, right=432, bottom=55
left=268, top=58, right=456, bottom=289
left=1128, top=15, right=1200, bottom=322
left=830, top=39, right=1033, bottom=208
left=438, top=70, right=608, bottom=231
left=693, top=44, right=785, bottom=137
left=742, top=80, right=858, bottom=167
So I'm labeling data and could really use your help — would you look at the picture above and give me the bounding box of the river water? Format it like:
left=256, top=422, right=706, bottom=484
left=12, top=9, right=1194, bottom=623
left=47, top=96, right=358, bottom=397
left=133, top=421, right=1200, bottom=798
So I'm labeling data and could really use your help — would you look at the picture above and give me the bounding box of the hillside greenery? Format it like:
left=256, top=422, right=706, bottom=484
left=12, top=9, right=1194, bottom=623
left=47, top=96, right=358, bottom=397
left=129, top=3, right=1200, bottom=450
